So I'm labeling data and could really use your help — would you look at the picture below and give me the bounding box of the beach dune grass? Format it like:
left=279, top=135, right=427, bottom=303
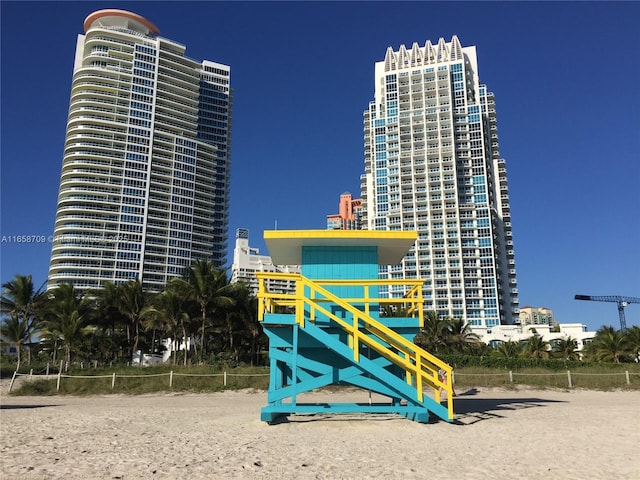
left=453, top=365, right=640, bottom=390
left=8, top=364, right=639, bottom=395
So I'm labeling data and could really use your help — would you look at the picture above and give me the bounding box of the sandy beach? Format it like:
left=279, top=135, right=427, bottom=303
left=1, top=385, right=638, bottom=480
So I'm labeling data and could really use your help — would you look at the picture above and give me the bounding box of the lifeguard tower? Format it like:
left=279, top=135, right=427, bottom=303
left=256, top=230, right=454, bottom=424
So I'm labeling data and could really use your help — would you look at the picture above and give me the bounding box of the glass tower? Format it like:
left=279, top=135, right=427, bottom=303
left=48, top=9, right=231, bottom=292
left=361, top=36, right=519, bottom=327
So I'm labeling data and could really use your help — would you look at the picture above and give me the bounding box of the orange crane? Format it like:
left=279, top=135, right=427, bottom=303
left=574, top=295, right=640, bottom=331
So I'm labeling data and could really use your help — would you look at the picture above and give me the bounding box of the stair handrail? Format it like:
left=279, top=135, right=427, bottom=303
left=299, top=277, right=449, bottom=400
left=256, top=272, right=424, bottom=324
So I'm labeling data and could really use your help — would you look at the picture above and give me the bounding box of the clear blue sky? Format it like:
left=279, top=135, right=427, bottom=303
left=1, top=1, right=639, bottom=332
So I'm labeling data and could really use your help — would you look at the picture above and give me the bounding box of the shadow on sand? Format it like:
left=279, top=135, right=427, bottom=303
left=449, top=388, right=567, bottom=426
left=0, top=404, right=60, bottom=410
left=265, top=388, right=566, bottom=426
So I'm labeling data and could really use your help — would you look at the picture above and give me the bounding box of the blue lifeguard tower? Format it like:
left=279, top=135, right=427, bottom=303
left=256, top=230, right=454, bottom=424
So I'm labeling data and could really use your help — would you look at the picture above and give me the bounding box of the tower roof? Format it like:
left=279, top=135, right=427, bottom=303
left=84, top=9, right=160, bottom=35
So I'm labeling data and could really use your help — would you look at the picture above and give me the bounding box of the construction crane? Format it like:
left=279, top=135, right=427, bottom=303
left=574, top=295, right=640, bottom=331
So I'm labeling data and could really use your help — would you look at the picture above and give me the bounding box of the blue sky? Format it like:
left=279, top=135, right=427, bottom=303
left=1, top=1, right=639, bottom=332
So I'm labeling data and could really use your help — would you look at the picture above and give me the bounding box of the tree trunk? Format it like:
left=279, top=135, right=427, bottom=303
left=192, top=335, right=199, bottom=361
left=131, top=317, right=140, bottom=364
left=171, top=328, right=178, bottom=365
left=15, top=344, right=21, bottom=372
left=151, top=329, right=156, bottom=354
left=201, top=306, right=207, bottom=358
left=182, top=324, right=188, bottom=366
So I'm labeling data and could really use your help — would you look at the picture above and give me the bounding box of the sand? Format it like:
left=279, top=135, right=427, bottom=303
left=1, top=385, right=638, bottom=480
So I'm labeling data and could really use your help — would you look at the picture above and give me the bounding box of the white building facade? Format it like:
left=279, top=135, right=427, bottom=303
left=361, top=36, right=518, bottom=328
left=230, top=229, right=299, bottom=297
left=48, top=9, right=231, bottom=292
left=473, top=323, right=596, bottom=352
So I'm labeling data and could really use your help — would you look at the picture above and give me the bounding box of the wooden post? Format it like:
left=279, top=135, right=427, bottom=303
left=509, top=370, right=513, bottom=383
left=625, top=371, right=630, bottom=385
left=56, top=370, right=62, bottom=391
left=111, top=373, right=116, bottom=389
left=8, top=371, right=17, bottom=393
left=567, top=370, right=572, bottom=388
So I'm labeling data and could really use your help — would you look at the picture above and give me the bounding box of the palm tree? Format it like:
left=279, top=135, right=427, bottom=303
left=214, top=283, right=255, bottom=360
left=491, top=340, right=523, bottom=358
left=236, top=286, right=263, bottom=366
left=446, top=318, right=481, bottom=354
left=523, top=335, right=550, bottom=359
left=0, top=314, right=30, bottom=369
left=415, top=310, right=450, bottom=352
left=552, top=337, right=580, bottom=360
left=141, top=304, right=168, bottom=355
left=1, top=274, right=45, bottom=367
left=176, top=260, right=235, bottom=360
left=116, top=280, right=147, bottom=358
left=91, top=282, right=125, bottom=336
left=623, top=326, right=640, bottom=361
left=586, top=326, right=631, bottom=363
left=41, top=284, right=92, bottom=366
left=380, top=303, right=411, bottom=318
left=153, top=283, right=190, bottom=365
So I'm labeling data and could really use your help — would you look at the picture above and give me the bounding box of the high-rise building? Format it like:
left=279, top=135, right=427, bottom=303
left=361, top=36, right=518, bottom=327
left=48, top=9, right=231, bottom=292
left=519, top=306, right=557, bottom=328
left=230, top=229, right=299, bottom=297
left=327, top=192, right=363, bottom=230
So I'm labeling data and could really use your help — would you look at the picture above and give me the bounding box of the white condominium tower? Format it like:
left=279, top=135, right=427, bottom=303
left=230, top=229, right=299, bottom=297
left=48, top=9, right=231, bottom=292
left=362, top=36, right=519, bottom=327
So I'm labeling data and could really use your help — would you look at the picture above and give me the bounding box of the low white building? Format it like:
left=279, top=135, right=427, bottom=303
left=472, top=323, right=596, bottom=351
left=230, top=228, right=299, bottom=297
left=1, top=335, right=18, bottom=357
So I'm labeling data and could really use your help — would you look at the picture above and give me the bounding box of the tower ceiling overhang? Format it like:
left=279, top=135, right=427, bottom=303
left=263, top=230, right=417, bottom=265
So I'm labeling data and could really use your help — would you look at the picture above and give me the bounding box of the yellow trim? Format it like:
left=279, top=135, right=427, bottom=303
left=264, top=229, right=417, bottom=240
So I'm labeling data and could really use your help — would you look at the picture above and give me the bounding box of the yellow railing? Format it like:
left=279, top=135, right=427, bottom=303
left=256, top=272, right=454, bottom=420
